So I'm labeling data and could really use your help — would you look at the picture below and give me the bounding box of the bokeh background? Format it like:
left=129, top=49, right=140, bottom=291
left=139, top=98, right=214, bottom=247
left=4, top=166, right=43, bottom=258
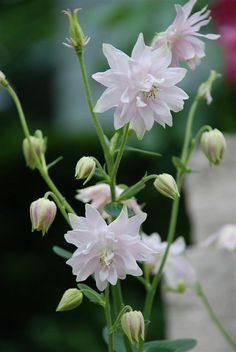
left=1, top=0, right=236, bottom=351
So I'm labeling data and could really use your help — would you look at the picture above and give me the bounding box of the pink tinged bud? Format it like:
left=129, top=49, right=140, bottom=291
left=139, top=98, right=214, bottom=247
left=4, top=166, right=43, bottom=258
left=56, top=288, right=83, bottom=312
left=200, top=129, right=226, bottom=166
left=154, top=173, right=180, bottom=200
left=22, top=130, right=46, bottom=170
left=30, top=198, right=57, bottom=235
left=121, top=311, right=145, bottom=344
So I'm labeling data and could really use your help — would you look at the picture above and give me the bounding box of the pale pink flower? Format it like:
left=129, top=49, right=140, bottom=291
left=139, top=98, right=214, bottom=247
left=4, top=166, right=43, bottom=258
left=75, top=183, right=143, bottom=217
left=143, top=233, right=196, bottom=288
left=92, top=33, right=188, bottom=138
left=65, top=205, right=151, bottom=291
left=201, top=224, right=236, bottom=251
left=152, top=0, right=220, bottom=69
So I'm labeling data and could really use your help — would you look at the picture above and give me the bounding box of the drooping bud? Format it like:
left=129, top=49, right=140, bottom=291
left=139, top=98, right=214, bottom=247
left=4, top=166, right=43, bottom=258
left=63, top=9, right=90, bottom=53
left=154, top=173, right=180, bottom=200
left=22, top=130, right=46, bottom=170
left=121, top=310, right=145, bottom=344
left=198, top=70, right=221, bottom=105
left=56, top=288, right=83, bottom=312
left=200, top=129, right=226, bottom=166
left=30, top=198, right=57, bottom=235
left=75, top=156, right=96, bottom=183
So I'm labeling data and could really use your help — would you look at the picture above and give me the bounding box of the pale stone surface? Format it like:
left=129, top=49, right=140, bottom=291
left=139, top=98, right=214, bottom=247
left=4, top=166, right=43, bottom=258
left=165, top=136, right=236, bottom=351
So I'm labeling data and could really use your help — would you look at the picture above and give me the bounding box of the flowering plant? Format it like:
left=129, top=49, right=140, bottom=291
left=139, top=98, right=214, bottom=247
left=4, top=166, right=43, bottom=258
left=2, top=1, right=236, bottom=351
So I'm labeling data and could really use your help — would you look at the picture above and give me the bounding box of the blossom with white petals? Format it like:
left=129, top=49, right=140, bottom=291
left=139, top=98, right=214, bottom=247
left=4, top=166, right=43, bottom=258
left=75, top=183, right=143, bottom=217
left=201, top=224, right=236, bottom=251
left=93, top=33, right=188, bottom=138
left=65, top=205, right=151, bottom=291
left=143, top=233, right=196, bottom=288
left=152, top=0, right=220, bottom=69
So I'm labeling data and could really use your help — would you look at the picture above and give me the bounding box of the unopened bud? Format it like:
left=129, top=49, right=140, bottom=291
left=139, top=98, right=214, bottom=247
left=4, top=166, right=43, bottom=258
left=198, top=70, right=220, bottom=105
left=75, top=156, right=96, bottom=183
left=63, top=9, right=90, bottom=53
left=154, top=173, right=180, bottom=200
left=200, top=129, right=226, bottom=166
left=56, top=288, right=83, bottom=312
left=23, top=130, right=46, bottom=170
left=121, top=311, right=144, bottom=344
left=0, top=71, right=8, bottom=87
left=176, top=279, right=187, bottom=293
left=30, top=198, right=57, bottom=235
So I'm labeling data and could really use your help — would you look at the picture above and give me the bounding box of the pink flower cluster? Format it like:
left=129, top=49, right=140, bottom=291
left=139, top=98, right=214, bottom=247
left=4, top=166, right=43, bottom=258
left=93, top=0, right=219, bottom=137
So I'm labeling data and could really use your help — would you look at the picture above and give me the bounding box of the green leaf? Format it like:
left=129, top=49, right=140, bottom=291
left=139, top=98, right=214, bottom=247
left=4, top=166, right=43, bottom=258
left=105, top=203, right=135, bottom=218
left=144, top=339, right=197, bottom=352
left=52, top=246, right=72, bottom=260
left=125, top=146, right=162, bottom=157
left=103, top=328, right=135, bottom=352
left=119, top=183, right=146, bottom=200
left=78, top=284, right=105, bottom=307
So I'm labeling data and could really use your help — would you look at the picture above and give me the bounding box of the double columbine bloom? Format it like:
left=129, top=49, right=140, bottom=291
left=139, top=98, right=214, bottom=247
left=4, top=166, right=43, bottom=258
left=143, top=233, right=196, bottom=289
left=65, top=204, right=152, bottom=291
left=153, top=0, right=220, bottom=69
left=93, top=33, right=188, bottom=138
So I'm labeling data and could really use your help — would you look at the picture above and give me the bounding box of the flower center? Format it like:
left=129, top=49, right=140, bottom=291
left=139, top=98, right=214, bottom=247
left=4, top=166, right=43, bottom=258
left=100, top=249, right=114, bottom=267
left=144, top=84, right=158, bottom=99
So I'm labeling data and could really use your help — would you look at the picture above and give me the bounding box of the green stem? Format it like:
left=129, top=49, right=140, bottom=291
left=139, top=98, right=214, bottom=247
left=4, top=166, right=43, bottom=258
left=77, top=53, right=113, bottom=175
left=142, top=95, right=201, bottom=337
left=110, top=124, right=130, bottom=201
left=6, top=84, right=75, bottom=215
left=196, top=282, right=236, bottom=351
left=104, top=286, right=113, bottom=352
left=44, top=191, right=70, bottom=225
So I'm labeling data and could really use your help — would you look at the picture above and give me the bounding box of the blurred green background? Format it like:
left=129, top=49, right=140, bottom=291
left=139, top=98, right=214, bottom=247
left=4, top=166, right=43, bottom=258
left=1, top=0, right=235, bottom=351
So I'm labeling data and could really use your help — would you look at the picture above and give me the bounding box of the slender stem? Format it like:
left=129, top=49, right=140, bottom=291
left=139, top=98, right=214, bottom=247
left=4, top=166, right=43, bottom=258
left=142, top=95, right=201, bottom=337
left=6, top=84, right=75, bottom=215
left=143, top=194, right=180, bottom=321
left=117, top=174, right=157, bottom=202
left=110, top=124, right=130, bottom=201
left=44, top=191, right=70, bottom=225
left=77, top=53, right=113, bottom=175
left=196, top=282, right=236, bottom=351
left=104, top=286, right=113, bottom=352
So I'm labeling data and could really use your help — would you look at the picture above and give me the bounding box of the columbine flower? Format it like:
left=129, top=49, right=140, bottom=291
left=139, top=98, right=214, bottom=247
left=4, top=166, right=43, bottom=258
left=75, top=183, right=143, bottom=217
left=92, top=33, right=188, bottom=138
left=201, top=224, right=236, bottom=251
left=143, top=233, right=196, bottom=288
left=65, top=205, right=151, bottom=291
left=152, top=0, right=220, bottom=69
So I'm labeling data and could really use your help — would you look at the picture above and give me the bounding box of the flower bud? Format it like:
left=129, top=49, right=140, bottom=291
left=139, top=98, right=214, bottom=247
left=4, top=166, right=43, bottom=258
left=63, top=9, right=90, bottom=53
left=154, top=173, right=180, bottom=200
left=121, top=311, right=145, bottom=344
left=56, top=288, right=83, bottom=312
left=200, top=129, right=226, bottom=166
left=23, top=130, right=46, bottom=170
left=30, top=198, right=57, bottom=235
left=75, top=156, right=96, bottom=183
left=198, top=70, right=220, bottom=105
